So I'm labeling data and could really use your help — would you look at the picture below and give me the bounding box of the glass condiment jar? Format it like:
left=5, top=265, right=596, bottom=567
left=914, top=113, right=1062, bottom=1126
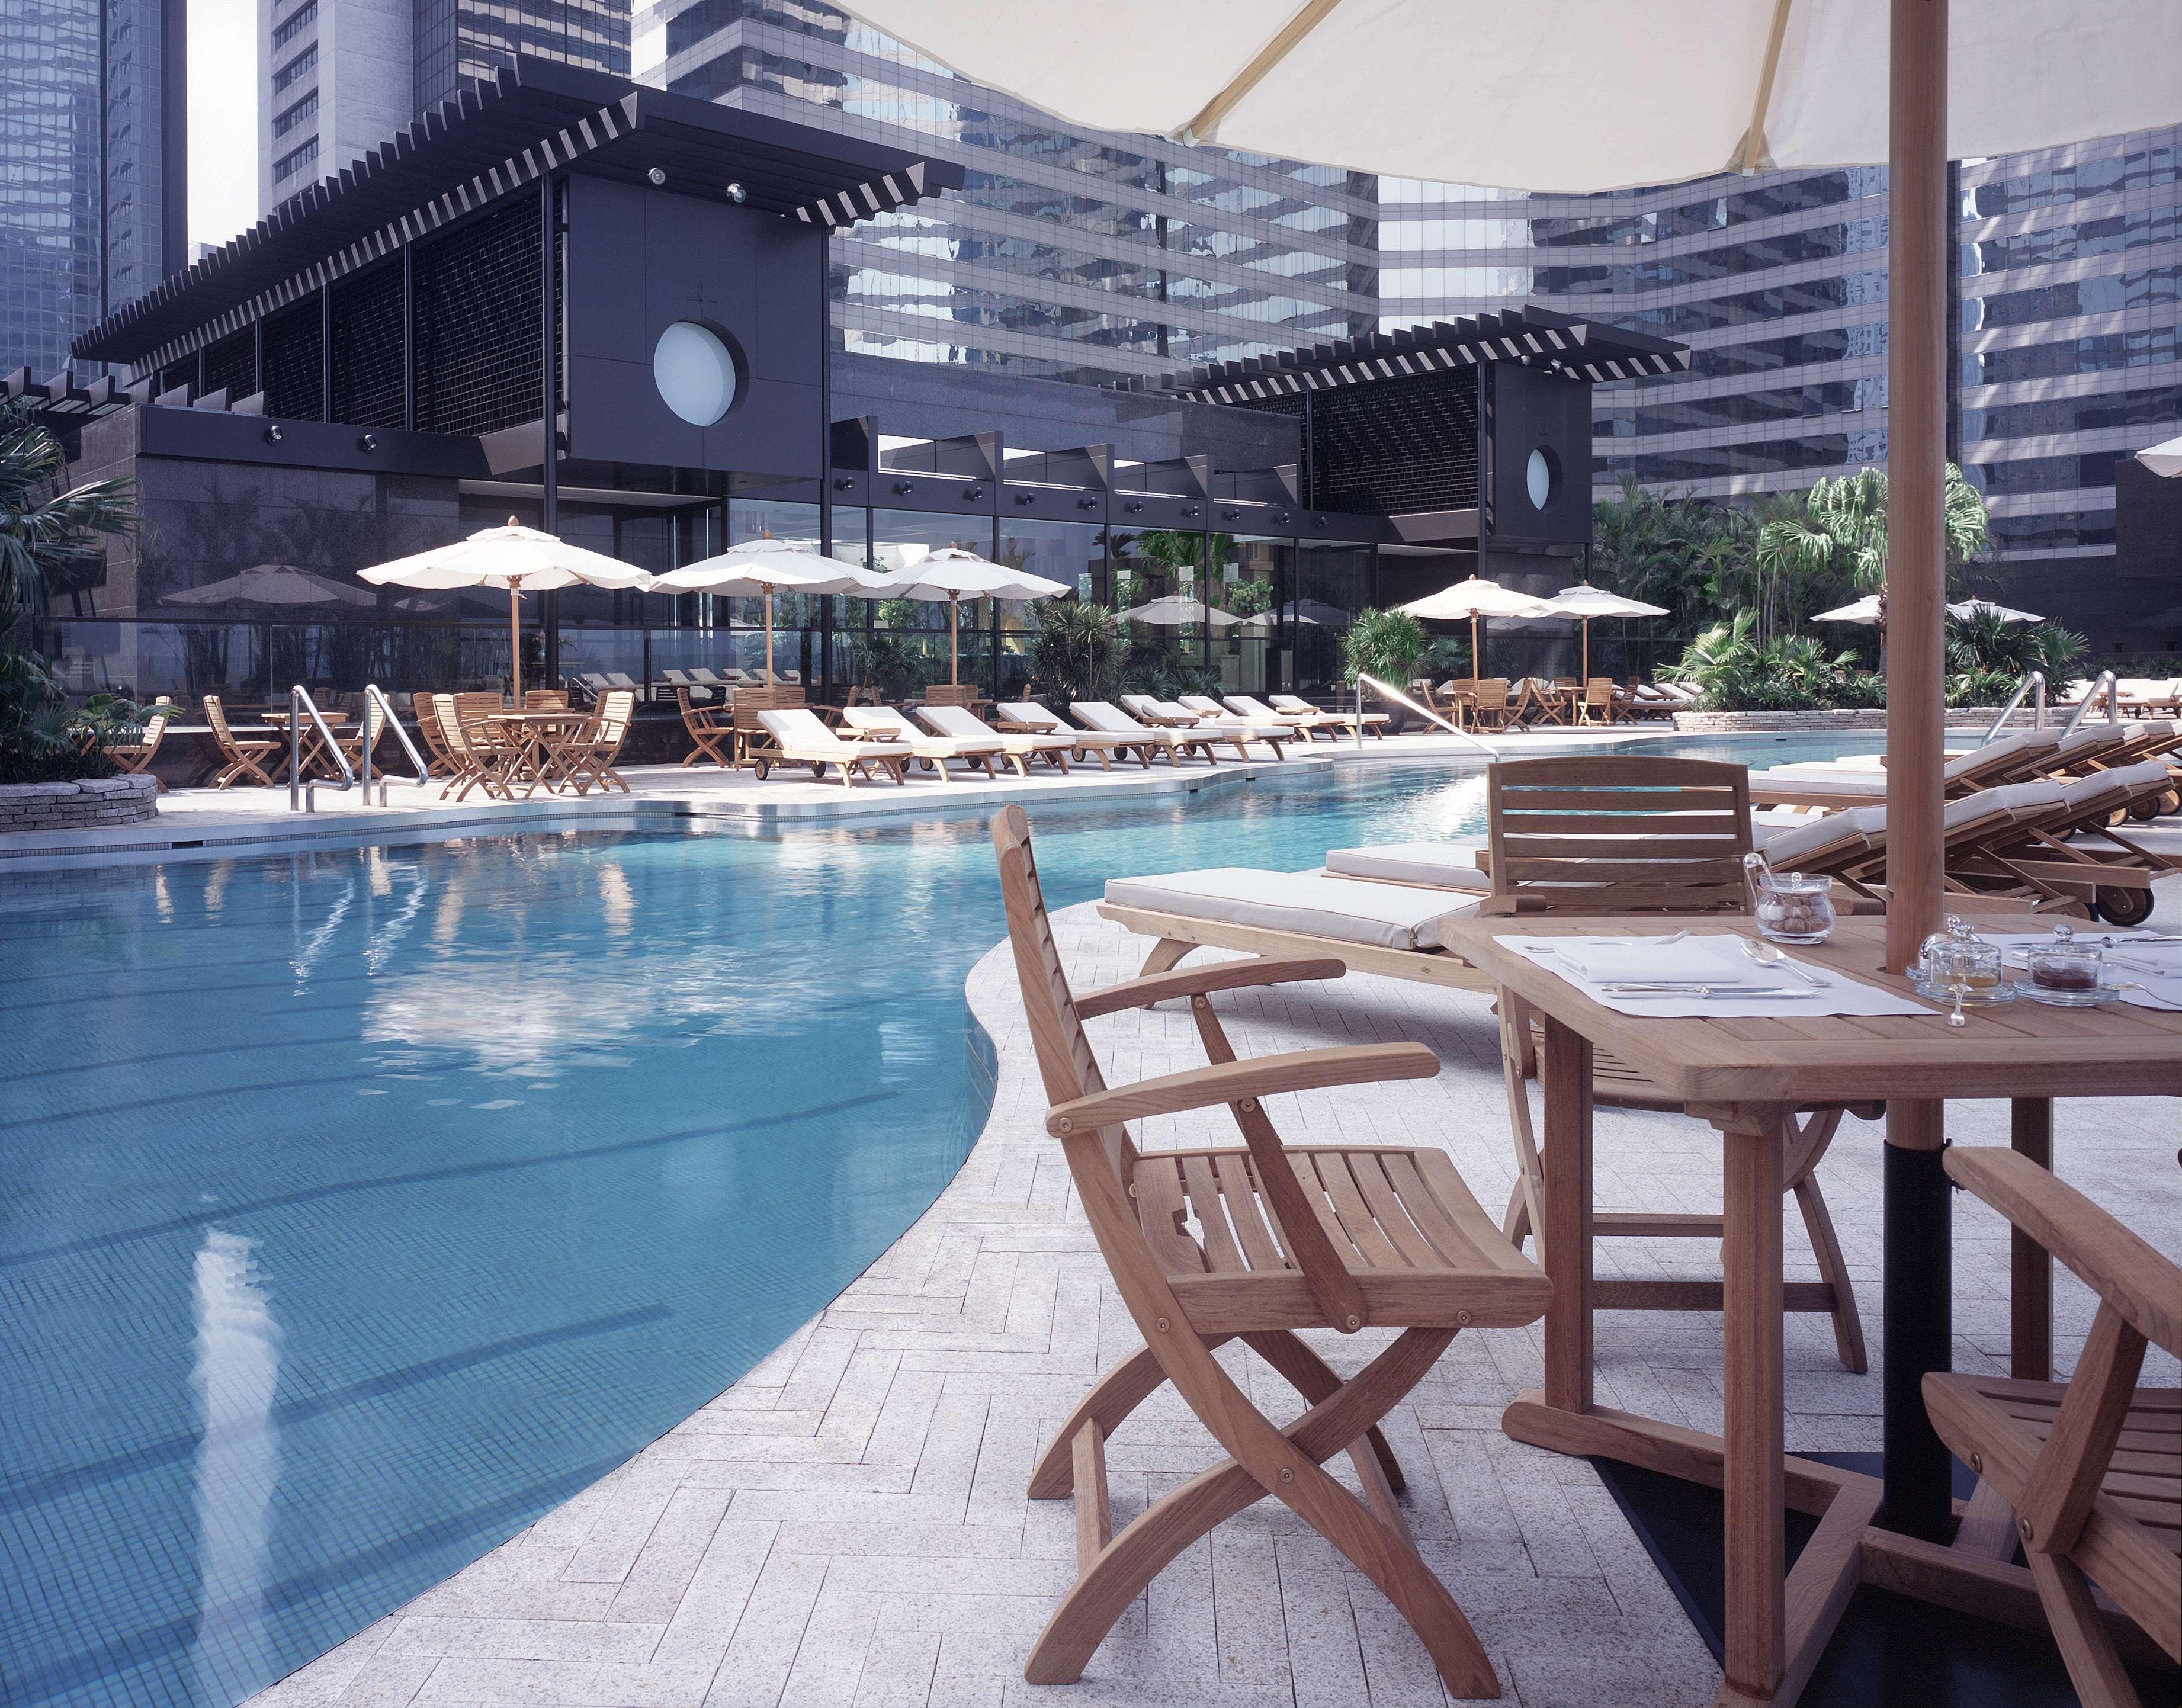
left=2022, top=939, right=2108, bottom=1005
left=1747, top=862, right=1836, bottom=945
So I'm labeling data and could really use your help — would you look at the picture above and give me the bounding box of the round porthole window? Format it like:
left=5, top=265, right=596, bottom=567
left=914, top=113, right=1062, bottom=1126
left=1526, top=447, right=1561, bottom=511
left=653, top=321, right=739, bottom=426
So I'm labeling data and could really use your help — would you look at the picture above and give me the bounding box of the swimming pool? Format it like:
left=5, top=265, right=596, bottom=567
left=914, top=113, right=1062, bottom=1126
left=0, top=734, right=1883, bottom=1707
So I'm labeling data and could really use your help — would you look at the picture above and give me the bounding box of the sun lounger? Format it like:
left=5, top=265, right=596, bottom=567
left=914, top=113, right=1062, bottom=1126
left=1269, top=692, right=1388, bottom=737
left=1103, top=867, right=1488, bottom=956
left=750, top=707, right=912, bottom=786
left=995, top=702, right=1156, bottom=770
left=1116, top=693, right=1202, bottom=729
left=1223, top=692, right=1331, bottom=739
left=1323, top=843, right=1493, bottom=892
left=1953, top=760, right=2180, bottom=925
left=1135, top=694, right=1292, bottom=759
left=916, top=702, right=1071, bottom=776
left=842, top=705, right=1002, bottom=779
left=1176, top=693, right=1302, bottom=753
left=1752, top=730, right=2067, bottom=807
left=1071, top=700, right=1221, bottom=764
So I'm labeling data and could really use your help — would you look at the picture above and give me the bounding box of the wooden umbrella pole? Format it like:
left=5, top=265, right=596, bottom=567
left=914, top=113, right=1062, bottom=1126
left=1471, top=614, right=1480, bottom=684
left=509, top=585, right=522, bottom=704
left=763, top=589, right=775, bottom=684
left=1883, top=0, right=1949, bottom=973
left=950, top=599, right=959, bottom=686
left=1581, top=618, right=1590, bottom=683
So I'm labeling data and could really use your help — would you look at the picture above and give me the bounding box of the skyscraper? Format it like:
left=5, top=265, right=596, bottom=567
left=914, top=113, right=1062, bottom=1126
left=1376, top=130, right=2181, bottom=631
left=632, top=0, right=1377, bottom=383
left=257, top=0, right=632, bottom=213
left=1, top=0, right=185, bottom=379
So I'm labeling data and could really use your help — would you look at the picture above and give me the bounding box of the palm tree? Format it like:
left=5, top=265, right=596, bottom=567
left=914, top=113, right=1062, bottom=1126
left=1754, top=463, right=1989, bottom=628
left=0, top=398, right=138, bottom=618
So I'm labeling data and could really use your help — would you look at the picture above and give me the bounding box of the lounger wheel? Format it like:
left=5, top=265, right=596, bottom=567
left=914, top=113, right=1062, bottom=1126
left=2091, top=886, right=2155, bottom=927
left=752, top=758, right=769, bottom=779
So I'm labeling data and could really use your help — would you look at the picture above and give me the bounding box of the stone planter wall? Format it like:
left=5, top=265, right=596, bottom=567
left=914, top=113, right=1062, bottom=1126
left=1669, top=705, right=2036, bottom=734
left=0, top=775, right=159, bottom=833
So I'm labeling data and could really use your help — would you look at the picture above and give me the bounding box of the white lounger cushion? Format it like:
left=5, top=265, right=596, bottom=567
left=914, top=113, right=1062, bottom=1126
left=1105, top=867, right=1477, bottom=951
left=1322, top=843, right=1493, bottom=894
left=1272, top=694, right=1388, bottom=723
left=843, top=707, right=1001, bottom=754
left=1173, top=697, right=1288, bottom=737
left=1074, top=701, right=1173, bottom=738
left=758, top=708, right=909, bottom=757
left=1758, top=805, right=1886, bottom=865
left=996, top=702, right=1064, bottom=730
left=920, top=704, right=1067, bottom=749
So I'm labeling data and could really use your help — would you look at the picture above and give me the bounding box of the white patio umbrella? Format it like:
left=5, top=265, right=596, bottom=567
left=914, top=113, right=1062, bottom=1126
left=837, top=2, right=2177, bottom=192
left=1119, top=595, right=1244, bottom=628
left=861, top=546, right=1072, bottom=685
left=1244, top=597, right=1350, bottom=629
left=2135, top=434, right=2182, bottom=479
left=1817, top=595, right=2043, bottom=625
left=1542, top=583, right=1669, bottom=680
left=1400, top=576, right=1552, bottom=682
left=358, top=521, right=653, bottom=701
left=652, top=540, right=896, bottom=684
left=165, top=563, right=383, bottom=609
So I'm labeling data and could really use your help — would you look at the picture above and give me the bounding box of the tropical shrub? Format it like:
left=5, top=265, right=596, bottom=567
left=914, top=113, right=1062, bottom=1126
left=1944, top=609, right=2087, bottom=682
left=1663, top=612, right=1882, bottom=711
left=1340, top=607, right=1429, bottom=687
left=1027, top=599, right=1122, bottom=701
left=1218, top=577, right=1274, bottom=618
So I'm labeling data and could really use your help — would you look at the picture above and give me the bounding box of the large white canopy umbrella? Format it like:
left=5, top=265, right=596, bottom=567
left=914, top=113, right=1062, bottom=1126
left=165, top=563, right=384, bottom=610
left=1542, top=583, right=1670, bottom=680
left=859, top=546, right=1073, bottom=685
left=652, top=540, right=896, bottom=683
left=1244, top=597, right=1350, bottom=630
left=1401, top=576, right=1552, bottom=682
left=2135, top=435, right=2182, bottom=479
left=837, top=2, right=2177, bottom=191
left=1120, top=595, right=1244, bottom=628
left=358, top=521, right=653, bottom=701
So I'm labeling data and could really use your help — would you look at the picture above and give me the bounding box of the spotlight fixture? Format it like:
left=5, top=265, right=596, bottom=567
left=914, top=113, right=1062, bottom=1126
left=1182, top=505, right=1201, bottom=518
left=264, top=423, right=283, bottom=444
left=1015, top=492, right=1035, bottom=505
left=358, top=432, right=377, bottom=451
left=1220, top=508, right=1239, bottom=521
left=1124, top=500, right=1144, bottom=513
left=1275, top=511, right=1291, bottom=525
left=725, top=182, right=746, bottom=204
left=1077, top=497, right=1099, bottom=511
left=833, top=477, right=855, bottom=490
left=647, top=166, right=667, bottom=187
left=892, top=480, right=913, bottom=495
left=961, top=486, right=983, bottom=499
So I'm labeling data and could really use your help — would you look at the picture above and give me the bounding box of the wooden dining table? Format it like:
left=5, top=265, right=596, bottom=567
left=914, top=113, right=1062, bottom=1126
left=482, top=709, right=594, bottom=797
left=1437, top=912, right=2182, bottom=1708
left=263, top=708, right=354, bottom=782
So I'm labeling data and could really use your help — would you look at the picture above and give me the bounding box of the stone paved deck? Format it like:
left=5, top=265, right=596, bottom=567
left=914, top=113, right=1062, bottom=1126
left=249, top=886, right=2181, bottom=1708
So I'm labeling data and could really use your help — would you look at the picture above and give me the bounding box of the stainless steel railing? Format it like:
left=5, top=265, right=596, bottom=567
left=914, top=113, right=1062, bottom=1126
left=1980, top=670, right=2045, bottom=744
left=364, top=684, right=430, bottom=793
left=1355, top=672, right=1499, bottom=757
left=2059, top=670, right=2120, bottom=739
left=287, top=685, right=355, bottom=811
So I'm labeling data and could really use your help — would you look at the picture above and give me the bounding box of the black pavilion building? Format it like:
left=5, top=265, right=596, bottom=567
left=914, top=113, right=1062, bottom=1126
left=20, top=60, right=1687, bottom=707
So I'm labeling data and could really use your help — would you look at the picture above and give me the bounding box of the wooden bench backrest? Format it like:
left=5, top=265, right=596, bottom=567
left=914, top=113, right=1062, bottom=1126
left=923, top=682, right=980, bottom=709
left=1487, top=754, right=1754, bottom=916
left=733, top=684, right=805, bottom=731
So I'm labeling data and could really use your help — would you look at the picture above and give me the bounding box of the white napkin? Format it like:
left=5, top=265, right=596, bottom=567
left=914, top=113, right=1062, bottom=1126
left=1514, top=933, right=1937, bottom=1019
left=1976, top=930, right=2182, bottom=1012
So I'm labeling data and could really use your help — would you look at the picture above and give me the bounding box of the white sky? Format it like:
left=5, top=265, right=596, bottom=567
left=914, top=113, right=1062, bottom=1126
left=188, top=0, right=261, bottom=252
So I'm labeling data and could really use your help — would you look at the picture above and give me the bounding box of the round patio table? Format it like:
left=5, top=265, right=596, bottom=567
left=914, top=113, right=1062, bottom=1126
left=483, top=709, right=594, bottom=796
left=264, top=709, right=354, bottom=782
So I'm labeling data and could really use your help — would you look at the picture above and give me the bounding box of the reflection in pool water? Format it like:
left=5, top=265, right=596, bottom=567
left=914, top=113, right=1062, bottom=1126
left=0, top=738, right=1876, bottom=1707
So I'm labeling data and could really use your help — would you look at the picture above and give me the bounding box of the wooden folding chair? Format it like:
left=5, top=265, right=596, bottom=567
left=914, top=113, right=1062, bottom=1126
left=524, top=688, right=569, bottom=709
left=991, top=805, right=1548, bottom=1696
left=1467, top=680, right=1513, bottom=732
left=335, top=693, right=387, bottom=778
left=676, top=687, right=734, bottom=769
left=1488, top=756, right=1873, bottom=1372
left=203, top=695, right=278, bottom=788
left=563, top=690, right=636, bottom=794
left=108, top=697, right=171, bottom=789
left=1575, top=678, right=1616, bottom=724
left=1923, top=1148, right=2178, bottom=1703
left=433, top=694, right=512, bottom=801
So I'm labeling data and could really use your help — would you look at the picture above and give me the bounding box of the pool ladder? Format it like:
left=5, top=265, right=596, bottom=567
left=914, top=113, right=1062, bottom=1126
left=1979, top=670, right=2045, bottom=744
left=286, top=684, right=432, bottom=811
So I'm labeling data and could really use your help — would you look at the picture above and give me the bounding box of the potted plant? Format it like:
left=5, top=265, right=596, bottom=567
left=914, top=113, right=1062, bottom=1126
left=1340, top=608, right=1429, bottom=730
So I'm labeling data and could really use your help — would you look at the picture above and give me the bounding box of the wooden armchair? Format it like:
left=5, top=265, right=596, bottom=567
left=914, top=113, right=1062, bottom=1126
left=1489, top=756, right=1873, bottom=1371
left=676, top=686, right=733, bottom=769
left=523, top=688, right=569, bottom=709
left=1468, top=679, right=1514, bottom=731
left=1924, top=1147, right=2178, bottom=1703
left=564, top=690, right=636, bottom=794
left=202, top=695, right=278, bottom=788
left=433, top=694, right=511, bottom=801
left=991, top=805, right=1548, bottom=1697
left=1575, top=677, right=1616, bottom=724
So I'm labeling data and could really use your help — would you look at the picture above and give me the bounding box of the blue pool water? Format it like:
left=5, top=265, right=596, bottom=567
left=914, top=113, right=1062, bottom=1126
left=0, top=735, right=1878, bottom=1707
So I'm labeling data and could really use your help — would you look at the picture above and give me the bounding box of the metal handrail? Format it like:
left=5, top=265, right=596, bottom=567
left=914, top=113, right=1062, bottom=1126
left=1981, top=670, right=2045, bottom=744
left=287, top=685, right=355, bottom=811
left=2059, top=670, right=2119, bottom=739
left=365, top=684, right=430, bottom=786
left=1355, top=672, right=1499, bottom=757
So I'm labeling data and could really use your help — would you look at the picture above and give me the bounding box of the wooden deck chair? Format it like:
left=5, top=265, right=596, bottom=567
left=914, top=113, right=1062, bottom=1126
left=730, top=685, right=805, bottom=768
left=677, top=687, right=734, bottom=768
left=524, top=688, right=569, bottom=709
left=1575, top=678, right=1616, bottom=724
left=1950, top=765, right=2179, bottom=926
left=433, top=694, right=512, bottom=801
left=1513, top=678, right=1567, bottom=727
left=1923, top=1148, right=2180, bottom=1704
left=1467, top=680, right=1514, bottom=732
left=990, top=805, right=1548, bottom=1697
left=410, top=693, right=461, bottom=785
left=921, top=682, right=981, bottom=709
left=202, top=695, right=278, bottom=788
left=751, top=707, right=909, bottom=786
left=1070, top=700, right=1221, bottom=765
left=995, top=703, right=1154, bottom=770
left=919, top=702, right=1069, bottom=775
left=1488, top=756, right=1875, bottom=1373
left=109, top=696, right=171, bottom=789
left=843, top=705, right=1001, bottom=779
left=564, top=690, right=636, bottom=794
left=335, top=693, right=387, bottom=778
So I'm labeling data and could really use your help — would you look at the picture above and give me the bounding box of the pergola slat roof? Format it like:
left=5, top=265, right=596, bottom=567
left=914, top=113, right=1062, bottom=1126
left=72, top=59, right=964, bottom=368
left=1121, top=306, right=1689, bottom=403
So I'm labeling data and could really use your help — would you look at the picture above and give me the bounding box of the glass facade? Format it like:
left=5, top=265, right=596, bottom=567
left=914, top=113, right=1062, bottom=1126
left=634, top=0, right=1377, bottom=385
left=1377, top=128, right=2181, bottom=593
left=415, top=0, right=633, bottom=115
left=3, top=0, right=166, bottom=380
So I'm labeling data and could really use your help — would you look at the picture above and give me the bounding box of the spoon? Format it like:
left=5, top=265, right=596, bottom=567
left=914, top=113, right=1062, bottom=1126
left=1946, top=983, right=1968, bottom=1028
left=1741, top=938, right=1824, bottom=986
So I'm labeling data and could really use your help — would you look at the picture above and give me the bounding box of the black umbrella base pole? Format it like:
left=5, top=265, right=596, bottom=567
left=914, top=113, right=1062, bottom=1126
left=1883, top=1102, right=1954, bottom=1542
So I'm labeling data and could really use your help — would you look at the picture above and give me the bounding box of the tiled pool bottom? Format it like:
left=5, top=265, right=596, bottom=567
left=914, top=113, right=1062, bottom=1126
left=0, top=738, right=1886, bottom=1708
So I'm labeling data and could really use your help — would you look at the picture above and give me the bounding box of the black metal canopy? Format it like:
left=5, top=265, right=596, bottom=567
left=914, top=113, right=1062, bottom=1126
left=1122, top=306, right=1689, bottom=402
left=72, top=59, right=964, bottom=367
